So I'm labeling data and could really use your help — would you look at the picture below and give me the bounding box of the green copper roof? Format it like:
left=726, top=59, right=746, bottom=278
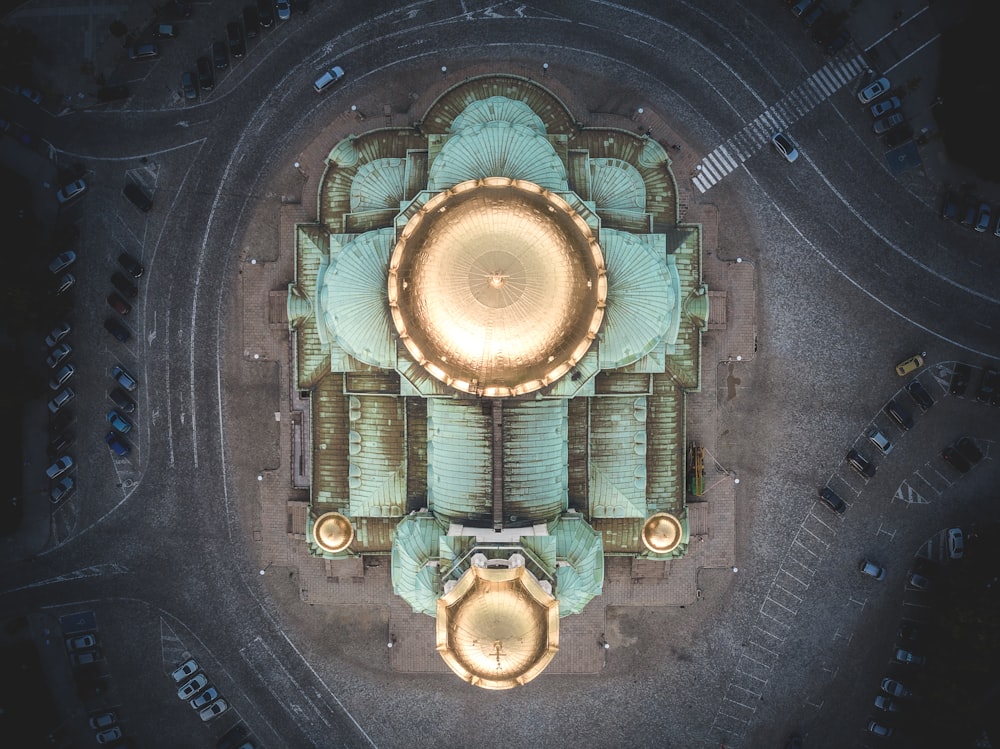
left=449, top=96, right=547, bottom=135
left=589, top=158, right=645, bottom=212
left=588, top=396, right=648, bottom=519
left=391, top=512, right=443, bottom=615
left=553, top=513, right=605, bottom=616
left=346, top=395, right=406, bottom=518
left=426, top=398, right=492, bottom=523
left=502, top=400, right=568, bottom=522
left=351, top=158, right=406, bottom=212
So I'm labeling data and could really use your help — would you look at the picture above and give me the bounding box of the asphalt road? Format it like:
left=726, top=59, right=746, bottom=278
left=2, top=1, right=999, bottom=748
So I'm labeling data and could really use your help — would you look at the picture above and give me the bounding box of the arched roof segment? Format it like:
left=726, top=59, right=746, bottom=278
left=450, top=96, right=547, bottom=135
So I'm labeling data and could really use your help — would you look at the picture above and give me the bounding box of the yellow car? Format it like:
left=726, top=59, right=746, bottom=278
left=895, top=353, right=926, bottom=376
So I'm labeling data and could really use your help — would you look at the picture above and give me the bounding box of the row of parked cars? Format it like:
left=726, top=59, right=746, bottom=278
left=170, top=658, right=235, bottom=725
left=857, top=76, right=913, bottom=148
left=786, top=0, right=851, bottom=54
left=940, top=189, right=1000, bottom=236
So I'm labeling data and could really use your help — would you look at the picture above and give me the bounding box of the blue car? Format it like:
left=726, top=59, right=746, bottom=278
left=106, top=410, right=133, bottom=434
left=105, top=432, right=130, bottom=457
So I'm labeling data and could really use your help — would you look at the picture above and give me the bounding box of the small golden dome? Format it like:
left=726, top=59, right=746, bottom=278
left=641, top=512, right=683, bottom=554
left=312, top=512, right=355, bottom=553
left=389, top=178, right=606, bottom=397
left=436, top=565, right=559, bottom=689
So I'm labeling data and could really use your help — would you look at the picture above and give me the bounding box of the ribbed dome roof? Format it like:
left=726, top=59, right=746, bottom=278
left=449, top=96, right=547, bottom=135
left=320, top=228, right=396, bottom=367
left=428, top=121, right=567, bottom=192
left=599, top=230, right=675, bottom=369
left=350, top=158, right=406, bottom=212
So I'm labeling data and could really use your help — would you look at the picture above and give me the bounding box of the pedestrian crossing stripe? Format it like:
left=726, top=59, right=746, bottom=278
left=693, top=52, right=868, bottom=194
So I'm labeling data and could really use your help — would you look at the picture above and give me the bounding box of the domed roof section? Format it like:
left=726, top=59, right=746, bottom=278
left=589, top=158, right=645, bottom=211
left=428, top=121, right=568, bottom=192
left=389, top=178, right=606, bottom=397
left=320, top=228, right=396, bottom=368
left=449, top=96, right=547, bottom=136
left=312, top=512, right=355, bottom=554
left=599, top=229, right=675, bottom=369
left=351, top=158, right=406, bottom=212
left=436, top=564, right=559, bottom=690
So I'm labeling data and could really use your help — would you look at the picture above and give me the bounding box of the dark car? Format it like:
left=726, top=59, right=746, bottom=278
left=217, top=723, right=250, bottom=749
left=950, top=363, right=971, bottom=395
left=243, top=6, right=259, bottom=37
left=823, top=28, right=850, bottom=54
left=257, top=0, right=274, bottom=27
left=883, top=399, right=913, bottom=431
left=227, top=21, right=246, bottom=57
left=197, top=56, right=215, bottom=90
left=105, top=431, right=130, bottom=457
left=128, top=43, right=160, bottom=61
left=123, top=181, right=153, bottom=212
left=107, top=292, right=132, bottom=315
left=181, top=71, right=198, bottom=100
left=941, top=446, right=971, bottom=474
left=111, top=271, right=138, bottom=299
left=955, top=437, right=983, bottom=465
left=153, top=23, right=178, bottom=39
left=292, top=0, right=309, bottom=14
left=818, top=487, right=846, bottom=514
left=212, top=40, right=229, bottom=69
left=941, top=190, right=961, bottom=221
left=118, top=252, right=144, bottom=278
left=846, top=448, right=876, bottom=477
left=50, top=409, right=74, bottom=433
left=976, top=368, right=999, bottom=404
left=48, top=430, right=75, bottom=457
left=104, top=318, right=130, bottom=343
left=883, top=124, right=913, bottom=148
left=906, top=380, right=934, bottom=411
left=109, top=387, right=137, bottom=414
left=167, top=0, right=192, bottom=17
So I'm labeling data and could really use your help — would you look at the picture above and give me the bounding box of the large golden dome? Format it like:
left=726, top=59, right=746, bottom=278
left=388, top=178, right=606, bottom=397
left=436, top=564, right=559, bottom=689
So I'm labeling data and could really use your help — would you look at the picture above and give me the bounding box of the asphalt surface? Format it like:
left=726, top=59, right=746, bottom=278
left=2, top=1, right=999, bottom=748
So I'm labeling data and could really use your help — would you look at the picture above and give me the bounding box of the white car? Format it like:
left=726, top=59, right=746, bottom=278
left=771, top=132, right=798, bottom=162
left=171, top=658, right=198, bottom=682
left=47, top=250, right=77, bottom=275
left=313, top=65, right=345, bottom=93
left=44, top=321, right=71, bottom=348
left=276, top=0, right=290, bottom=19
left=67, top=633, right=96, bottom=652
left=866, top=427, right=893, bottom=455
left=199, top=697, right=228, bottom=721
left=858, top=76, right=890, bottom=103
left=49, top=364, right=75, bottom=390
left=56, top=179, right=88, bottom=204
left=190, top=685, right=219, bottom=709
left=178, top=672, right=208, bottom=700
left=46, top=343, right=72, bottom=369
left=50, top=476, right=74, bottom=504
left=47, top=387, right=75, bottom=414
left=947, top=527, right=964, bottom=559
left=45, top=455, right=74, bottom=480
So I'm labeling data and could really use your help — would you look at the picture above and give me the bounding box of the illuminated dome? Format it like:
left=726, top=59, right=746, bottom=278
left=312, top=512, right=355, bottom=553
left=436, top=564, right=559, bottom=689
left=388, top=177, right=607, bottom=397
left=641, top=512, right=683, bottom=554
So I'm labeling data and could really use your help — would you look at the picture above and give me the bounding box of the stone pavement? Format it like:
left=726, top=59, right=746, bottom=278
left=237, top=61, right=753, bottom=677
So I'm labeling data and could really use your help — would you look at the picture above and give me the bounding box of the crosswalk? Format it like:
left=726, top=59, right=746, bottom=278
left=692, top=52, right=868, bottom=194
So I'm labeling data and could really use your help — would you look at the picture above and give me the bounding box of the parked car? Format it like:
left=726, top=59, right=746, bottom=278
left=105, top=431, right=130, bottom=457
left=818, top=487, right=846, bottom=514
left=948, top=527, right=964, bottom=559
left=181, top=71, right=198, bottom=100
left=894, top=352, right=925, bottom=376
left=89, top=711, right=117, bottom=729
left=50, top=476, right=75, bottom=504
left=153, top=23, right=178, bottom=38
left=50, top=410, right=73, bottom=433
left=883, top=399, right=913, bottom=431
left=107, top=291, right=132, bottom=315
left=67, top=633, right=96, bottom=652
left=941, top=445, right=971, bottom=473
left=874, top=695, right=900, bottom=712
left=95, top=726, right=122, bottom=744
left=191, top=685, right=219, bottom=709
left=47, top=250, right=77, bottom=275
left=873, top=111, right=905, bottom=135
left=15, top=83, right=42, bottom=104
left=949, top=363, right=971, bottom=395
left=976, top=368, right=999, bottom=404
left=858, top=77, right=890, bottom=103
left=70, top=649, right=100, bottom=666
left=866, top=427, right=893, bottom=455
left=104, top=318, right=131, bottom=343
left=212, top=40, right=229, bottom=69
left=906, top=380, right=934, bottom=411
left=123, top=181, right=153, bottom=212
left=45, top=455, right=74, bottom=479
left=199, top=698, right=229, bottom=721
left=227, top=21, right=246, bottom=57
left=257, top=0, right=274, bottom=26
left=866, top=721, right=893, bottom=738
left=111, top=271, right=138, bottom=299
left=955, top=436, right=983, bottom=465
left=894, top=648, right=926, bottom=666
left=881, top=677, right=911, bottom=697
left=109, top=387, right=137, bottom=414
left=823, top=27, right=850, bottom=54
left=883, top=123, right=913, bottom=148
left=171, top=658, right=199, bottom=682
left=197, top=56, right=215, bottom=90
left=178, top=673, right=208, bottom=700
left=107, top=409, right=133, bottom=434
left=846, top=448, right=875, bottom=477
left=771, top=132, right=798, bottom=162
left=275, top=0, right=291, bottom=20
left=941, top=190, right=961, bottom=221
left=243, top=6, right=260, bottom=36
left=870, top=96, right=901, bottom=118
left=46, top=343, right=73, bottom=369
left=898, top=620, right=921, bottom=642
left=789, top=0, right=815, bottom=18
left=118, top=252, right=144, bottom=277
left=112, top=365, right=138, bottom=391
left=48, top=430, right=75, bottom=457
left=128, top=43, right=160, bottom=60
left=859, top=559, right=886, bottom=581
left=47, top=387, right=75, bottom=414
left=908, top=571, right=930, bottom=590
left=44, top=321, right=71, bottom=347
left=314, top=65, right=345, bottom=93
left=49, top=364, right=75, bottom=390
left=56, top=179, right=87, bottom=204
left=975, top=203, right=992, bottom=233
left=54, top=273, right=76, bottom=296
